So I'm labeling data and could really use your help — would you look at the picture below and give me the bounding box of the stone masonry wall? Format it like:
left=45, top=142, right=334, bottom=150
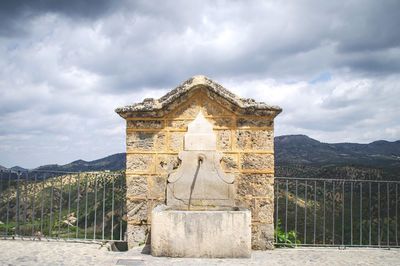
left=125, top=89, right=275, bottom=249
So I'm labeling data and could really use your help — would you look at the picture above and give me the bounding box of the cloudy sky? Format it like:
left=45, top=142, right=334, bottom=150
left=1, top=0, right=399, bottom=168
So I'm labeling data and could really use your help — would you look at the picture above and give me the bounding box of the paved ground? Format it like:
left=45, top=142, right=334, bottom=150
left=1, top=240, right=400, bottom=266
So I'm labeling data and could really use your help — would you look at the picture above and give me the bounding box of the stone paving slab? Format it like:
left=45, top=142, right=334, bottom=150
left=1, top=240, right=399, bottom=266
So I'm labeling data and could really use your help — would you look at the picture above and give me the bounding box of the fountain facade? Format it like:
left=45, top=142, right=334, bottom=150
left=151, top=111, right=250, bottom=257
left=166, top=111, right=235, bottom=209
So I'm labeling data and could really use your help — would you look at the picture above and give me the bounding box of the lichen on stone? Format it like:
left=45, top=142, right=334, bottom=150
left=115, top=75, right=282, bottom=118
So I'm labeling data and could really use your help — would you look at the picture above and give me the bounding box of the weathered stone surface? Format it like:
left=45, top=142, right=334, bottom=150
left=216, top=130, right=231, bottom=151
left=251, top=223, right=275, bottom=250
left=168, top=117, right=233, bottom=129
left=166, top=119, right=190, bottom=129
left=127, top=225, right=149, bottom=248
left=116, top=76, right=282, bottom=118
left=172, top=97, right=202, bottom=118
left=202, top=97, right=231, bottom=117
left=257, top=199, right=275, bottom=224
left=126, top=154, right=154, bottom=173
left=237, top=174, right=274, bottom=197
left=220, top=153, right=238, bottom=172
left=126, top=175, right=148, bottom=197
left=127, top=132, right=166, bottom=151
left=155, top=154, right=180, bottom=174
left=241, top=153, right=274, bottom=171
left=147, top=175, right=167, bottom=199
left=211, top=117, right=233, bottom=128
left=127, top=119, right=164, bottom=129
left=127, top=132, right=154, bottom=150
left=234, top=197, right=256, bottom=220
left=236, top=130, right=274, bottom=150
left=151, top=205, right=251, bottom=258
left=126, top=199, right=147, bottom=224
left=168, top=132, right=185, bottom=152
left=154, top=133, right=167, bottom=150
left=237, top=118, right=273, bottom=128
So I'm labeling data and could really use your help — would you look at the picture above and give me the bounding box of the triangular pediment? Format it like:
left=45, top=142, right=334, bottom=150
left=116, top=75, right=282, bottom=119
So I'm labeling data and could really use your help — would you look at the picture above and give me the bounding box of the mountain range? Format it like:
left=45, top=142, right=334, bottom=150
left=275, top=135, right=400, bottom=180
left=275, top=135, right=400, bottom=166
left=2, top=135, right=399, bottom=180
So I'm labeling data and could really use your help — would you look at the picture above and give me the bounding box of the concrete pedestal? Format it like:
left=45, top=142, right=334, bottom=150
left=151, top=205, right=251, bottom=258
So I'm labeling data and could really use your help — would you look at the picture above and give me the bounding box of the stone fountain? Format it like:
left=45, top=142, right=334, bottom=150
left=116, top=76, right=282, bottom=253
left=151, top=112, right=251, bottom=258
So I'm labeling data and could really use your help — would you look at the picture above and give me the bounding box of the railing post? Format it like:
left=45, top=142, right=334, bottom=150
left=49, top=174, right=54, bottom=238
left=332, top=181, right=335, bottom=245
left=369, top=182, right=372, bottom=246
left=294, top=179, right=298, bottom=245
left=6, top=171, right=11, bottom=237
left=359, top=182, right=363, bottom=246
left=378, top=183, right=381, bottom=247
left=119, top=172, right=124, bottom=241
left=31, top=173, right=37, bottom=238
left=84, top=173, right=89, bottom=240
left=76, top=172, right=81, bottom=239
left=93, top=174, right=98, bottom=240
left=58, top=174, right=64, bottom=239
left=23, top=171, right=28, bottom=238
left=275, top=180, right=279, bottom=244
left=102, top=172, right=106, bottom=240
left=304, top=180, right=307, bottom=245
left=396, top=183, right=398, bottom=247
left=323, top=181, right=326, bottom=245
left=313, top=180, right=317, bottom=245
left=0, top=170, right=2, bottom=238
left=40, top=173, right=46, bottom=238
left=16, top=171, right=21, bottom=236
left=342, top=181, right=345, bottom=246
left=285, top=180, right=288, bottom=240
left=0, top=171, right=3, bottom=237
left=386, top=182, right=390, bottom=247
left=111, top=174, right=115, bottom=241
left=67, top=174, right=72, bottom=239
left=350, top=181, right=353, bottom=246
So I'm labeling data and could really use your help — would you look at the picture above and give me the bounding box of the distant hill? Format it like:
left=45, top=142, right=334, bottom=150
left=9, top=166, right=28, bottom=172
left=275, top=135, right=400, bottom=180
left=0, top=165, right=7, bottom=171
left=35, top=153, right=125, bottom=172
left=275, top=135, right=400, bottom=167
left=2, top=135, right=399, bottom=180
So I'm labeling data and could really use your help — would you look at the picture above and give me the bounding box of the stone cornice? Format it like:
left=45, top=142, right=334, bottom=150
left=115, top=75, right=282, bottom=119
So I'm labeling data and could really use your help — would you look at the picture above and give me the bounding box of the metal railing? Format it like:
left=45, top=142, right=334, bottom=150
left=2, top=170, right=399, bottom=248
left=275, top=177, right=400, bottom=248
left=0, top=170, right=126, bottom=243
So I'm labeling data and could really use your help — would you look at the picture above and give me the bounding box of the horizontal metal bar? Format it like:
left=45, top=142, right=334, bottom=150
left=275, top=243, right=400, bottom=248
left=0, top=169, right=124, bottom=175
left=275, top=176, right=400, bottom=184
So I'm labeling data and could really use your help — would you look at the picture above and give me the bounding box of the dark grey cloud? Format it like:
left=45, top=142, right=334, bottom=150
left=0, top=0, right=118, bottom=36
left=333, top=0, right=400, bottom=53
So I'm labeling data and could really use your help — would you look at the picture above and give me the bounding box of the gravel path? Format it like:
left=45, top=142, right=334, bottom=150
left=1, top=240, right=399, bottom=266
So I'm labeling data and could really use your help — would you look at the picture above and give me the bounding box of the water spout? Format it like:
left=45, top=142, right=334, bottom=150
left=188, top=155, right=203, bottom=210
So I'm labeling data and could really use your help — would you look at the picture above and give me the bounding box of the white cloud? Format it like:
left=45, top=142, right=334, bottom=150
left=222, top=73, right=400, bottom=143
left=0, top=0, right=399, bottom=168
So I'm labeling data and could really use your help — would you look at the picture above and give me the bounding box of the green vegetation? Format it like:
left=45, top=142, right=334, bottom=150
left=275, top=219, right=300, bottom=247
left=275, top=179, right=399, bottom=246
left=0, top=171, right=127, bottom=241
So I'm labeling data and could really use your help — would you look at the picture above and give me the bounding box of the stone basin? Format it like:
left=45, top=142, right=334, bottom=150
left=151, top=204, right=251, bottom=258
